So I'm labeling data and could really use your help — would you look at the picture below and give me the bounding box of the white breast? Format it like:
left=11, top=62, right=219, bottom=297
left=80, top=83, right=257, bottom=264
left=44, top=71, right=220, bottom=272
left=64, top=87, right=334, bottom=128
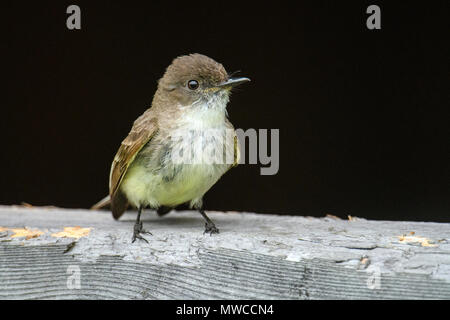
left=121, top=96, right=234, bottom=209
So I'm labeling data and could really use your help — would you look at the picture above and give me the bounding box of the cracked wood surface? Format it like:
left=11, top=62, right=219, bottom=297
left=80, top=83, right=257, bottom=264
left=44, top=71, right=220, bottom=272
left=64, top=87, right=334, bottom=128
left=0, top=205, right=449, bottom=299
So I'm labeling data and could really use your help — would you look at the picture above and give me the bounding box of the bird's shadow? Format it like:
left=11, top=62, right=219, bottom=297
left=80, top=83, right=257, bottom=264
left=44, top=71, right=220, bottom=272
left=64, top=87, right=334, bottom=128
left=119, top=211, right=204, bottom=227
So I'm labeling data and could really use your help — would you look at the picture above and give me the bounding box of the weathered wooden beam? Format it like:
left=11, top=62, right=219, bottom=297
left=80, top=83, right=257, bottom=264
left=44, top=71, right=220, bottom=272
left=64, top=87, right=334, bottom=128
left=0, top=205, right=449, bottom=299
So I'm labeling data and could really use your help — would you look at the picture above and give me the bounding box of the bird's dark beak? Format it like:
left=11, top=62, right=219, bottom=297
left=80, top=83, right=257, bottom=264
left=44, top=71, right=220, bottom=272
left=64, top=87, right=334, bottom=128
left=216, top=77, right=251, bottom=90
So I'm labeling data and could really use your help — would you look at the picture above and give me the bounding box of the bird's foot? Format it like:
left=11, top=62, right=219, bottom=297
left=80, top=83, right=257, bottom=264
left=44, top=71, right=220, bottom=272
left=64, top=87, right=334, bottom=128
left=204, top=222, right=219, bottom=236
left=132, top=221, right=152, bottom=243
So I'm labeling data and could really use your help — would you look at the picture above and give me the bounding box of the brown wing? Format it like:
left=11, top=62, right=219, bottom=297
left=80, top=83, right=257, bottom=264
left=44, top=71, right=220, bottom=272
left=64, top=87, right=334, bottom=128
left=233, top=134, right=240, bottom=167
left=109, top=109, right=158, bottom=219
left=225, top=118, right=240, bottom=169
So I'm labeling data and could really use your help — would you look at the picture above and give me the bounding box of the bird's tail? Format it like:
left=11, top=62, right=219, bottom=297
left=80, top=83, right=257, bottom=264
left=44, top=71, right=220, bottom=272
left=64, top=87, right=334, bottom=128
left=91, top=195, right=111, bottom=210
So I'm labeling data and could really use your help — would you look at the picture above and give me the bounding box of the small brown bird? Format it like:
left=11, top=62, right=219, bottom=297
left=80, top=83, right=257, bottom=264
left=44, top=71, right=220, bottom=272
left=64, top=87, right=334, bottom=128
left=94, top=54, right=250, bottom=242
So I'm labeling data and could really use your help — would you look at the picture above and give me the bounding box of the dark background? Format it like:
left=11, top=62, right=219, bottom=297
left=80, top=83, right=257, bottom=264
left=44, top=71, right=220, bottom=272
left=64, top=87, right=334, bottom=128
left=2, top=1, right=449, bottom=221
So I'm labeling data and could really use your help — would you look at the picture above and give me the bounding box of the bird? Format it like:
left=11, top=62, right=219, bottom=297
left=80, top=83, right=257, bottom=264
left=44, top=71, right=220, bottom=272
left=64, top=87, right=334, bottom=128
left=92, top=54, right=250, bottom=242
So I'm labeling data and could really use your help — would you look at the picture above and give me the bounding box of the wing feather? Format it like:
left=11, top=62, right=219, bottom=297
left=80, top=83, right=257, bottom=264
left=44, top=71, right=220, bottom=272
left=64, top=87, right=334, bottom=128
left=233, top=134, right=240, bottom=167
left=225, top=118, right=240, bottom=169
left=109, top=110, right=158, bottom=199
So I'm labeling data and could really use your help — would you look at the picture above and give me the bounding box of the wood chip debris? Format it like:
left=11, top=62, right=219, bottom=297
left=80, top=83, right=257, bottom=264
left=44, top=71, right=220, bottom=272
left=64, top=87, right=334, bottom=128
left=51, top=226, right=91, bottom=239
left=398, top=234, right=437, bottom=247
left=325, top=214, right=341, bottom=220
left=0, top=227, right=45, bottom=240
left=0, top=226, right=92, bottom=240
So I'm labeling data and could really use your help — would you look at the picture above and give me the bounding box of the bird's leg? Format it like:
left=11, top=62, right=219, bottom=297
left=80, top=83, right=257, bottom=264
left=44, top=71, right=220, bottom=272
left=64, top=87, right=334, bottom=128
left=199, top=209, right=219, bottom=235
left=132, top=206, right=152, bottom=243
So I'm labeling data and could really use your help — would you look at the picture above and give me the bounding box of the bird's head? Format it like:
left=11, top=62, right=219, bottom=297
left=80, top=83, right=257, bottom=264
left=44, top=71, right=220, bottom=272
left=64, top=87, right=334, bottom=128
left=156, top=53, right=250, bottom=108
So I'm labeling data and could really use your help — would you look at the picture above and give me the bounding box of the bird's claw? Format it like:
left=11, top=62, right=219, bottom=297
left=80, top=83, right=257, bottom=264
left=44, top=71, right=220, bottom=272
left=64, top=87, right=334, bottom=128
left=204, top=222, right=220, bottom=236
left=132, top=221, right=152, bottom=243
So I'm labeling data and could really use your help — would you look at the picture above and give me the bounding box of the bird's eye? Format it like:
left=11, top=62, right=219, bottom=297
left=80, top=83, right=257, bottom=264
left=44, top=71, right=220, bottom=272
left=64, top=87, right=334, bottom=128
left=187, top=80, right=199, bottom=90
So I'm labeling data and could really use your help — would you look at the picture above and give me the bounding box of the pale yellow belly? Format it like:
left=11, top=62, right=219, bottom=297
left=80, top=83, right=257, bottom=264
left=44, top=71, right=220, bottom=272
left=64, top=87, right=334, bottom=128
left=120, top=162, right=227, bottom=209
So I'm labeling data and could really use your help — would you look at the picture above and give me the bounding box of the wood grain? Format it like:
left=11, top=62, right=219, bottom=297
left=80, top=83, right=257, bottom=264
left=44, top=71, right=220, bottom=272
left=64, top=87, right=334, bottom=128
left=0, top=206, right=449, bottom=299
